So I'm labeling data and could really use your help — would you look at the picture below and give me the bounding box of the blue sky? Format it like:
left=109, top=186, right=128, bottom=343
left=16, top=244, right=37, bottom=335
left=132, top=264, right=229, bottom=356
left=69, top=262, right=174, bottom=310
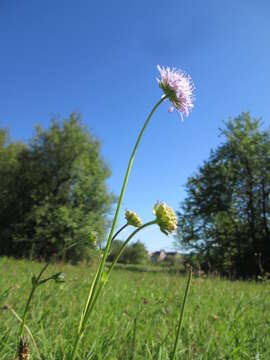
left=1, top=1, right=270, bottom=251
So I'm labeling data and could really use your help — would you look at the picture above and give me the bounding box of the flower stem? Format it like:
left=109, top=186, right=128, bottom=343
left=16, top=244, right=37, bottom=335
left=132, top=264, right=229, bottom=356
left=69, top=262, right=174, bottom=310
left=71, top=221, right=157, bottom=359
left=71, top=223, right=129, bottom=360
left=17, top=236, right=84, bottom=343
left=95, top=96, right=167, bottom=277
left=171, top=269, right=192, bottom=360
left=7, top=304, right=42, bottom=360
left=86, top=220, right=157, bottom=316
left=70, top=96, right=167, bottom=360
left=76, top=223, right=128, bottom=333
left=16, top=262, right=50, bottom=359
left=18, top=263, right=49, bottom=341
left=110, top=223, right=129, bottom=246
left=107, top=221, right=157, bottom=276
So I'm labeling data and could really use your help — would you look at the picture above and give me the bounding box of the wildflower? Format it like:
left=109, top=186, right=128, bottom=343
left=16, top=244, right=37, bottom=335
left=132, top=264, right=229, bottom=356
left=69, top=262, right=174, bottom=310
left=157, top=65, right=194, bottom=119
left=125, top=209, right=142, bottom=228
left=153, top=202, right=177, bottom=235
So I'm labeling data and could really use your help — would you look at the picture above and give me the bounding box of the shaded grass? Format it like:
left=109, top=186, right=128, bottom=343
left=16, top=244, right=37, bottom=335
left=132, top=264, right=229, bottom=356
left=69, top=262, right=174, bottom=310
left=0, top=257, right=270, bottom=359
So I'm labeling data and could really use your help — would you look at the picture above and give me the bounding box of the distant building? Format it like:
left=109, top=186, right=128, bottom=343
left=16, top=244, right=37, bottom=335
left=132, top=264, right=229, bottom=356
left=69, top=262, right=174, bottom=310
left=149, top=250, right=179, bottom=262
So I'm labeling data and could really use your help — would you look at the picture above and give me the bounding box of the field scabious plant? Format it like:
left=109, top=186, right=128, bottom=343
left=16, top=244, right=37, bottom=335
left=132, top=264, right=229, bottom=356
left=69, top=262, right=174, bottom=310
left=70, top=65, right=195, bottom=359
left=11, top=65, right=194, bottom=359
left=14, top=264, right=64, bottom=359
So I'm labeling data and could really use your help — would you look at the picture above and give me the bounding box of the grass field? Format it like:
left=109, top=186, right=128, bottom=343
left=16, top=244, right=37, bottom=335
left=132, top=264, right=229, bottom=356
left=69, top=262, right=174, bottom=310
left=0, top=257, right=269, bottom=360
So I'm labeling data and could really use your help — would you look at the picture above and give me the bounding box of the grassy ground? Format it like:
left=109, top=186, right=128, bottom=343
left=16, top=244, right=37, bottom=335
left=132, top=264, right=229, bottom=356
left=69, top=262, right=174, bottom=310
left=0, top=257, right=269, bottom=360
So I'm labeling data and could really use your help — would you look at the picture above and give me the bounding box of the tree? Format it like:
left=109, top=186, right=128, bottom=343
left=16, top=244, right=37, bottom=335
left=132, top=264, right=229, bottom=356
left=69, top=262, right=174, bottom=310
left=0, top=128, right=27, bottom=255
left=124, top=241, right=148, bottom=264
left=107, top=240, right=124, bottom=263
left=0, top=113, right=115, bottom=261
left=108, top=240, right=148, bottom=265
left=175, top=113, right=270, bottom=278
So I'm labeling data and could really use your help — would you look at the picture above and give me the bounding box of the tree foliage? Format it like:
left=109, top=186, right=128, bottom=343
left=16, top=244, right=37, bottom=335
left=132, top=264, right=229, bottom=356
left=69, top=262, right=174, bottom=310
left=108, top=240, right=148, bottom=265
left=0, top=113, right=115, bottom=261
left=176, top=113, right=270, bottom=278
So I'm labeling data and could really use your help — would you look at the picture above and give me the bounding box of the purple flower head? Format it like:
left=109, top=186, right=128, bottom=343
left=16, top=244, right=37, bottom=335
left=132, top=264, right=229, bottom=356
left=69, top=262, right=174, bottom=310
left=157, top=65, right=195, bottom=119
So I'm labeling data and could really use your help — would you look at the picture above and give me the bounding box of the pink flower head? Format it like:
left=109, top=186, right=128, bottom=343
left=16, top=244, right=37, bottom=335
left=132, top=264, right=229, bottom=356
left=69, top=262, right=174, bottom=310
left=157, top=65, right=195, bottom=119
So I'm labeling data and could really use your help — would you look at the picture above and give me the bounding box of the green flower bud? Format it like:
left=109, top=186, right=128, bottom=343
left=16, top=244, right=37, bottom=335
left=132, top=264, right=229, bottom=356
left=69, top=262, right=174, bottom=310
left=153, top=202, right=177, bottom=235
left=53, top=272, right=65, bottom=283
left=89, top=231, right=97, bottom=246
left=125, top=209, right=142, bottom=228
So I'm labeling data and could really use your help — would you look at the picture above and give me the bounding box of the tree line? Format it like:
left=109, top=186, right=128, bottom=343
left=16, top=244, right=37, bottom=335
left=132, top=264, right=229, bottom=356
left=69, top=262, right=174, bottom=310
left=176, top=113, right=270, bottom=278
left=2, top=111, right=270, bottom=276
left=0, top=113, right=115, bottom=262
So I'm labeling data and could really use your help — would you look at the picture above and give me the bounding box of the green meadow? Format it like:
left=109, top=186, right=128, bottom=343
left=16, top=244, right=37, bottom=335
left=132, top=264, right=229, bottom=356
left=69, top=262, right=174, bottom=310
left=0, top=257, right=269, bottom=360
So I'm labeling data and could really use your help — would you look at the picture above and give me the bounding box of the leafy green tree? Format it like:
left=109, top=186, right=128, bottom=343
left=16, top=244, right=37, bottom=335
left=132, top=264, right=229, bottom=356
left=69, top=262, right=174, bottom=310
left=162, top=253, right=184, bottom=271
left=123, top=241, right=148, bottom=264
left=176, top=113, right=270, bottom=278
left=107, top=240, right=124, bottom=263
left=0, top=128, right=26, bottom=255
left=108, top=240, right=148, bottom=265
left=0, top=113, right=115, bottom=261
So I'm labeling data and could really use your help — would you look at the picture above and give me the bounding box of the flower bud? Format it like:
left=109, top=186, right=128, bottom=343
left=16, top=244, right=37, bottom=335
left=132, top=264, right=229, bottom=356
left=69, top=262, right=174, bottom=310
left=153, top=202, right=177, bottom=235
left=53, top=272, right=65, bottom=283
left=89, top=231, right=97, bottom=246
left=125, top=209, right=142, bottom=228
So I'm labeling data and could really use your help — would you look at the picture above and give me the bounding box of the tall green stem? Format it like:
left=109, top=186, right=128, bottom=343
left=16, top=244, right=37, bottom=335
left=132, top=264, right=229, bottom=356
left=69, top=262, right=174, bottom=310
left=171, top=269, right=192, bottom=360
left=18, top=286, right=36, bottom=340
left=72, top=223, right=129, bottom=360
left=107, top=221, right=156, bottom=277
left=94, top=96, right=167, bottom=283
left=77, top=223, right=128, bottom=332
left=71, top=96, right=167, bottom=360
left=110, top=223, right=129, bottom=245
left=16, top=262, right=50, bottom=360
left=17, top=237, right=84, bottom=343
left=18, top=263, right=49, bottom=341
left=86, top=221, right=157, bottom=317
left=71, top=221, right=156, bottom=360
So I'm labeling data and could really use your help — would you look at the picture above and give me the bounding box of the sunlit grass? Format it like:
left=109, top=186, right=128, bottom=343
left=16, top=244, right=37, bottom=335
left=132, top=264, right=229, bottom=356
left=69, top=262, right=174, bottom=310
left=1, top=257, right=269, bottom=359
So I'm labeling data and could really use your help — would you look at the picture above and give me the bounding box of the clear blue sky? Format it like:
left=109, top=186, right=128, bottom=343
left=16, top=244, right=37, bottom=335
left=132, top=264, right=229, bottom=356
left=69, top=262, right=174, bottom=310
left=1, top=1, right=270, bottom=251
